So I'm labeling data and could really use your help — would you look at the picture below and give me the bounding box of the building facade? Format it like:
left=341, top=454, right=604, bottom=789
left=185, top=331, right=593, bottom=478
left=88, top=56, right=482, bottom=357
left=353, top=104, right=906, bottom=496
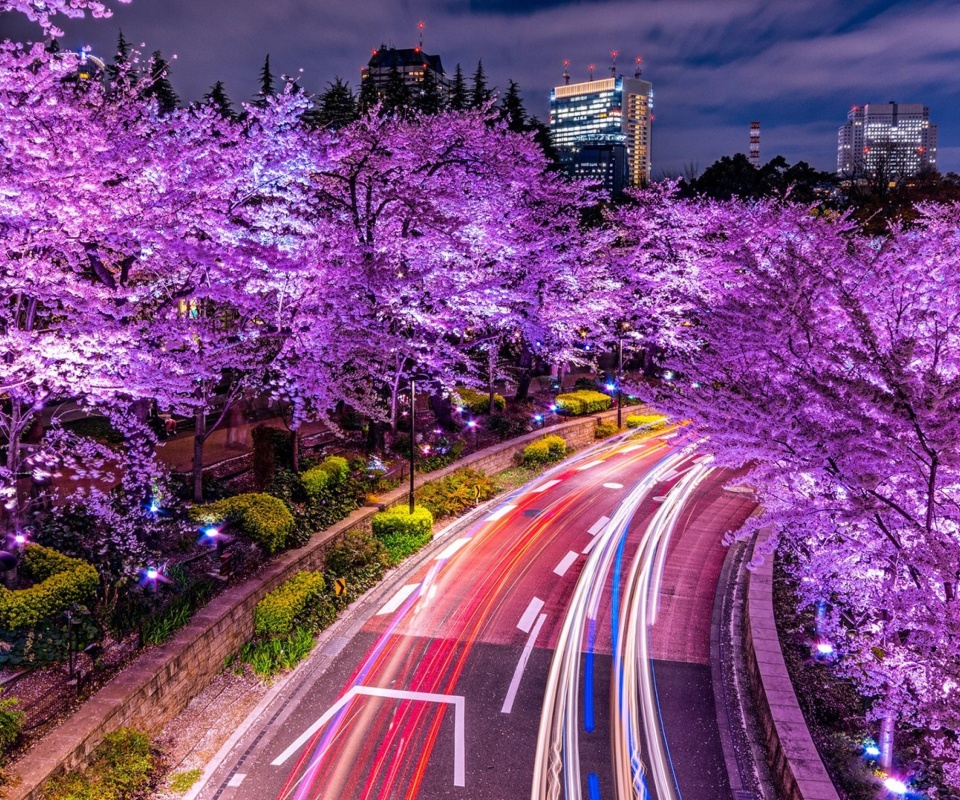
left=837, top=102, right=938, bottom=178
left=361, top=45, right=449, bottom=93
left=550, top=75, right=652, bottom=192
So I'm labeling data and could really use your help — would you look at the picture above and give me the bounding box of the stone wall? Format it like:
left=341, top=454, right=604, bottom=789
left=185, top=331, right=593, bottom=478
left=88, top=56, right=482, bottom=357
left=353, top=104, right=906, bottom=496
left=5, top=405, right=641, bottom=800
left=743, top=527, right=840, bottom=800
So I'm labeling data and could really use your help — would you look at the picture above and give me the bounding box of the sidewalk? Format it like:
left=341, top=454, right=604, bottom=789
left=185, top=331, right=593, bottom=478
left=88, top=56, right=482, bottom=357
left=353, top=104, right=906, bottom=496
left=154, top=418, right=334, bottom=473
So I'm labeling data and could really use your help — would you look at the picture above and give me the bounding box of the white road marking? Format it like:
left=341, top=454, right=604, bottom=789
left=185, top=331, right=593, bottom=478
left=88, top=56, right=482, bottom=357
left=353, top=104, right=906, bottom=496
left=618, top=443, right=645, bottom=453
left=502, top=613, right=547, bottom=714
left=227, top=774, right=246, bottom=787
left=435, top=538, right=469, bottom=561
left=272, top=686, right=466, bottom=787
left=582, top=535, right=602, bottom=555
left=485, top=504, right=517, bottom=522
left=554, top=551, right=579, bottom=577
left=588, top=515, right=610, bottom=536
left=603, top=482, right=624, bottom=489
left=531, top=479, right=561, bottom=493
left=517, top=597, right=545, bottom=633
left=576, top=460, right=605, bottom=471
left=377, top=584, right=419, bottom=615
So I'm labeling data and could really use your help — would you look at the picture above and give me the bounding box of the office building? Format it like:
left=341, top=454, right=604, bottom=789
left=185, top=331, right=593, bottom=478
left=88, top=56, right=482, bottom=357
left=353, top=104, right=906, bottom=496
left=361, top=44, right=449, bottom=94
left=550, top=74, right=652, bottom=191
left=837, top=102, right=937, bottom=178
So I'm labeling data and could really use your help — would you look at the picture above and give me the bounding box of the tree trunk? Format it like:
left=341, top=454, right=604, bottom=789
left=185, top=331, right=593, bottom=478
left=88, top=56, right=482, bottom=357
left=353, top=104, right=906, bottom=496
left=193, top=410, right=207, bottom=503
left=487, top=345, right=497, bottom=414
left=291, top=427, right=301, bottom=473
left=366, top=419, right=386, bottom=454
left=513, top=342, right=534, bottom=402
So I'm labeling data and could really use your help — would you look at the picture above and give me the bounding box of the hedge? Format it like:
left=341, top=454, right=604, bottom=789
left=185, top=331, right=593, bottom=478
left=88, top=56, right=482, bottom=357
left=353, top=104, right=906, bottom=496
left=254, top=571, right=326, bottom=637
left=625, top=413, right=667, bottom=430
left=192, top=493, right=295, bottom=554
left=42, top=728, right=157, bottom=800
left=521, top=435, right=567, bottom=467
left=0, top=545, right=99, bottom=631
left=595, top=420, right=619, bottom=439
left=416, top=468, right=497, bottom=518
left=554, top=390, right=612, bottom=416
left=372, top=506, right=434, bottom=564
left=0, top=691, right=24, bottom=758
left=454, top=386, right=506, bottom=414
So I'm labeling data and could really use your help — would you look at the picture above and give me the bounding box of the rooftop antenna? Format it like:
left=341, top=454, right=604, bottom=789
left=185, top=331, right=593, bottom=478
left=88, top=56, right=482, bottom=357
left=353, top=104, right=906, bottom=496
left=562, top=59, right=570, bottom=85
left=610, top=50, right=618, bottom=77
left=588, top=63, right=595, bottom=81
left=417, top=20, right=424, bottom=50
left=749, top=121, right=761, bottom=168
left=634, top=56, right=643, bottom=78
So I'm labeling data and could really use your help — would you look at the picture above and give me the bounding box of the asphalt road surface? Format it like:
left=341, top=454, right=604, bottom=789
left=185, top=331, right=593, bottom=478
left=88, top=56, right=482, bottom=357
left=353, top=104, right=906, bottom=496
left=197, top=430, right=754, bottom=800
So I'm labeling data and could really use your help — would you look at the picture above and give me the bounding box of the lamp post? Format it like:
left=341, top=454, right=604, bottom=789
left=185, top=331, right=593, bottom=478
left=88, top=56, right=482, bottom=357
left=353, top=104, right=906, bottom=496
left=409, top=376, right=416, bottom=514
left=617, top=332, right=623, bottom=429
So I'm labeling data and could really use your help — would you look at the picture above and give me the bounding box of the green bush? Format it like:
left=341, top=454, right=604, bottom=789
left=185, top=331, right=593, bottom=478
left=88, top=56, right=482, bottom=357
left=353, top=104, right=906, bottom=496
left=237, top=627, right=315, bottom=678
left=42, top=728, right=158, bottom=800
left=300, top=456, right=349, bottom=498
left=0, top=691, right=24, bottom=759
left=372, top=506, right=434, bottom=564
left=254, top=571, right=326, bottom=637
left=418, top=441, right=465, bottom=473
left=521, top=435, right=566, bottom=467
left=453, top=386, right=506, bottom=414
left=168, top=769, right=202, bottom=793
left=0, top=546, right=99, bottom=631
left=625, top=413, right=667, bottom=430
left=192, top=493, right=295, bottom=554
left=323, top=529, right=389, bottom=599
left=555, top=390, right=612, bottom=416
left=416, top=468, right=497, bottom=519
left=595, top=421, right=619, bottom=439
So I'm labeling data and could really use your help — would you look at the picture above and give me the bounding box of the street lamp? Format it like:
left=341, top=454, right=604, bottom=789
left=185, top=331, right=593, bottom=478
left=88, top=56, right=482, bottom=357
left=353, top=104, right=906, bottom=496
left=615, top=321, right=629, bottom=429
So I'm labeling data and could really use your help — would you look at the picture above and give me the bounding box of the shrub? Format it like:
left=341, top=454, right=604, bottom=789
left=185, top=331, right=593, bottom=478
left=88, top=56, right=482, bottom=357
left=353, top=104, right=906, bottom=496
left=418, top=441, right=464, bottom=473
left=168, top=769, right=202, bottom=793
left=238, top=627, right=315, bottom=678
left=254, top=571, right=326, bottom=637
left=453, top=386, right=506, bottom=414
left=625, top=413, right=667, bottom=430
left=323, top=529, right=389, bottom=598
left=416, top=468, right=497, bottom=518
left=0, top=692, right=24, bottom=759
left=485, top=412, right=529, bottom=441
left=0, top=545, right=99, bottom=631
left=43, top=728, right=158, bottom=800
left=295, top=456, right=360, bottom=537
left=372, top=506, right=434, bottom=564
left=192, top=493, right=295, bottom=554
left=521, top=435, right=566, bottom=467
left=554, top=390, right=612, bottom=416
left=595, top=421, right=619, bottom=439
left=300, top=456, right=350, bottom=499
left=140, top=579, right=215, bottom=647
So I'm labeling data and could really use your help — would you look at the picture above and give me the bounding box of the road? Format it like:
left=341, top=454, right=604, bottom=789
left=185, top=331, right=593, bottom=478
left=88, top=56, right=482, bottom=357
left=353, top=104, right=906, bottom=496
left=197, top=429, right=755, bottom=800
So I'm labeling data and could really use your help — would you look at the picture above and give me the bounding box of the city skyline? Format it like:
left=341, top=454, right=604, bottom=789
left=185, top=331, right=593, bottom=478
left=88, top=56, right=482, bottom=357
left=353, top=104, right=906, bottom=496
left=1, top=0, right=958, bottom=176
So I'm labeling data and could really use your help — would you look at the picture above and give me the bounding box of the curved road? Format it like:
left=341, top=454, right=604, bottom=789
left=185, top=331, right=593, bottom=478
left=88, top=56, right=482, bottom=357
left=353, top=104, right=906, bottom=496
left=197, top=429, right=755, bottom=800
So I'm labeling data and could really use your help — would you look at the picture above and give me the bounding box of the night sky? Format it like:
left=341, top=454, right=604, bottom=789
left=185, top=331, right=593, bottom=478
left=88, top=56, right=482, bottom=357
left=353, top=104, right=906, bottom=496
left=2, top=0, right=958, bottom=176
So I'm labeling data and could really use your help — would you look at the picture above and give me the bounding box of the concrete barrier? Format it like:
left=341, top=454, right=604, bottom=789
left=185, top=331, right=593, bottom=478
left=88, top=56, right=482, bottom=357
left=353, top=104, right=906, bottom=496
left=743, top=527, right=840, bottom=800
left=4, top=406, right=643, bottom=800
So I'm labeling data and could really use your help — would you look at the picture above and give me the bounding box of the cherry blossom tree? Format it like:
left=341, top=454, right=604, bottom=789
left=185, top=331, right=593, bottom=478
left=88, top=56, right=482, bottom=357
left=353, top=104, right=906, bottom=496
left=618, top=194, right=960, bottom=784
left=0, top=0, right=130, bottom=37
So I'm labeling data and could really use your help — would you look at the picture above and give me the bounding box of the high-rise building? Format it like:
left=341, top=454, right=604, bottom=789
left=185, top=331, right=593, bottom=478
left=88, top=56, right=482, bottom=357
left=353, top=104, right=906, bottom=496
left=550, top=74, right=653, bottom=191
left=361, top=44, right=449, bottom=94
left=837, top=102, right=938, bottom=178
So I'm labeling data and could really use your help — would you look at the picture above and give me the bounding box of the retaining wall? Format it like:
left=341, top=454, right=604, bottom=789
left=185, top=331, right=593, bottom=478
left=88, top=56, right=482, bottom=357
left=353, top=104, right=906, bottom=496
left=5, top=405, right=641, bottom=800
left=743, top=527, right=840, bottom=800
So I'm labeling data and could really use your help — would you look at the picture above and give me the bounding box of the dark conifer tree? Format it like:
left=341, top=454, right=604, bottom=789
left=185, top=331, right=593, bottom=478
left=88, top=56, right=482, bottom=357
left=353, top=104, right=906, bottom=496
left=499, top=79, right=527, bottom=131
left=414, top=67, right=445, bottom=115
left=382, top=62, right=410, bottom=117
left=449, top=63, right=468, bottom=111
left=202, top=80, right=236, bottom=120
left=256, top=54, right=275, bottom=105
left=143, top=50, right=179, bottom=114
left=358, top=72, right=380, bottom=114
left=106, top=30, right=135, bottom=88
left=305, top=77, right=358, bottom=129
left=470, top=60, right=492, bottom=109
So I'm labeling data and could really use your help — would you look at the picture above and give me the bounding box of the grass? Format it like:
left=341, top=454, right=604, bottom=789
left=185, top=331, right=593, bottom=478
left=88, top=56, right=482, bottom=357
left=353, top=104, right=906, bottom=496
left=236, top=627, right=315, bottom=679
left=168, top=768, right=202, bottom=793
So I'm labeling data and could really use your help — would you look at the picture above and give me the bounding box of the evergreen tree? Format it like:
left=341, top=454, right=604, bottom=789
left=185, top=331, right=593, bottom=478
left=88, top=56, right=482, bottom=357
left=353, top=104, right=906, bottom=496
left=256, top=54, right=274, bottom=106
left=382, top=62, right=410, bottom=118
left=143, top=50, right=179, bottom=114
left=470, top=60, right=492, bottom=109
left=358, top=73, right=379, bottom=114
left=413, top=67, right=445, bottom=116
left=106, top=30, right=134, bottom=88
left=202, top=80, right=236, bottom=120
left=499, top=79, right=526, bottom=132
left=449, top=63, right=468, bottom=111
left=304, top=77, right=358, bottom=129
